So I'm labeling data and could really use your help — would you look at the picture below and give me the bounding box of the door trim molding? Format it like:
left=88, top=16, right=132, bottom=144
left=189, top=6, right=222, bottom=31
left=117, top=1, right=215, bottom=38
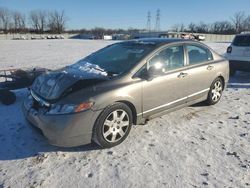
left=137, top=88, right=209, bottom=116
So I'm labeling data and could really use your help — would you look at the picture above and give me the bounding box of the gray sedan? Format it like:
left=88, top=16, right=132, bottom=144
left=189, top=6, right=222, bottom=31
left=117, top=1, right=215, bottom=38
left=23, top=38, right=229, bottom=148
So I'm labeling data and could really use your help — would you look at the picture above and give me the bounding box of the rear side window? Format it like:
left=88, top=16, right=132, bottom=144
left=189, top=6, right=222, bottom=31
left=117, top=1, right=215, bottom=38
left=233, top=35, right=250, bottom=46
left=187, top=45, right=213, bottom=65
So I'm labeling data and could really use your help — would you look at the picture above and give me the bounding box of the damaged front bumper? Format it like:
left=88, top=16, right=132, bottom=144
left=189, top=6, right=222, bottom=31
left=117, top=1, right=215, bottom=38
left=22, top=95, right=102, bottom=147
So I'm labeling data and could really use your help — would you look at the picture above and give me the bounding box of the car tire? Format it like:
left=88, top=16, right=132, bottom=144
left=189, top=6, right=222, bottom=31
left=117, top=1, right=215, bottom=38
left=205, top=77, right=224, bottom=105
left=0, top=90, right=16, bottom=105
left=230, top=68, right=236, bottom=76
left=92, top=102, right=133, bottom=148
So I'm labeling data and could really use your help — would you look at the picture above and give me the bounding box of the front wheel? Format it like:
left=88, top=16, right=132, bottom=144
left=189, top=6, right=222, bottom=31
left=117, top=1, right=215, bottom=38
left=206, top=78, right=224, bottom=105
left=92, top=102, right=133, bottom=148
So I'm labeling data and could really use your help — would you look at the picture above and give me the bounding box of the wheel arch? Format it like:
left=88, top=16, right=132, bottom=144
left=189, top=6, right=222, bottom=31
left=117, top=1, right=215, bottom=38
left=217, top=75, right=225, bottom=90
left=116, top=100, right=137, bottom=125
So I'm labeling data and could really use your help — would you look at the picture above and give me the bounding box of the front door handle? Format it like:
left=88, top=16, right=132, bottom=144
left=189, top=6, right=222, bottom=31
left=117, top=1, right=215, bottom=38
left=178, top=72, right=188, bottom=78
left=207, top=65, right=214, bottom=71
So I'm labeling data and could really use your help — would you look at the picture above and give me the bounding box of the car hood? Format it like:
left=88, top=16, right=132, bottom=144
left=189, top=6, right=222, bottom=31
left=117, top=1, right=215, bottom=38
left=32, top=63, right=109, bottom=101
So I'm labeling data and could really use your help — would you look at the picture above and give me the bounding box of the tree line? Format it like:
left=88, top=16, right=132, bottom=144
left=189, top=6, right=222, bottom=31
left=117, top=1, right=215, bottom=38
left=1, top=7, right=250, bottom=35
left=171, top=11, right=250, bottom=34
left=0, top=7, right=67, bottom=34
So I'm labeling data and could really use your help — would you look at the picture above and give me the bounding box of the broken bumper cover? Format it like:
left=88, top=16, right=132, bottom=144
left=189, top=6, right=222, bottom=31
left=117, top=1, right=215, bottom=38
left=22, top=97, right=101, bottom=147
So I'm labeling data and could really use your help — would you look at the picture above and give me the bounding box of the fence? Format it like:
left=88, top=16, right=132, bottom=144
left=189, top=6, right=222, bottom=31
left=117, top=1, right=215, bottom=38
left=135, top=32, right=235, bottom=42
left=0, top=33, right=75, bottom=40
left=202, top=34, right=235, bottom=42
left=159, top=33, right=235, bottom=42
left=0, top=33, right=236, bottom=42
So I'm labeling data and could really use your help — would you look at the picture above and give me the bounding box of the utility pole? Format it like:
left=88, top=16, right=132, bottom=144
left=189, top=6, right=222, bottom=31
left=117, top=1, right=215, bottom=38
left=155, top=9, right=161, bottom=32
left=146, top=11, right=151, bottom=32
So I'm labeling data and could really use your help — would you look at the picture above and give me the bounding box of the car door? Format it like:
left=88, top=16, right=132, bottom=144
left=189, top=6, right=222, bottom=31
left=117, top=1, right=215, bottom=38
left=184, top=44, right=216, bottom=102
left=141, top=44, right=189, bottom=117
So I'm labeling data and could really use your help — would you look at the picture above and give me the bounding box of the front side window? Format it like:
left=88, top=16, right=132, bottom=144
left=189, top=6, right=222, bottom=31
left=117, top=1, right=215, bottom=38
left=148, top=45, right=185, bottom=72
left=187, top=45, right=213, bottom=65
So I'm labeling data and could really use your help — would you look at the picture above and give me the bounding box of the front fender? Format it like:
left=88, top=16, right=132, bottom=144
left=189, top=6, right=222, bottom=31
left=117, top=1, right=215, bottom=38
left=91, top=83, right=142, bottom=115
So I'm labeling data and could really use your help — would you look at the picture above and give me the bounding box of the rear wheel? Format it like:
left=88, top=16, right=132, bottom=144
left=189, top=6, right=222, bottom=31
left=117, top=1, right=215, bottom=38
left=92, top=102, right=133, bottom=148
left=206, top=78, right=223, bottom=105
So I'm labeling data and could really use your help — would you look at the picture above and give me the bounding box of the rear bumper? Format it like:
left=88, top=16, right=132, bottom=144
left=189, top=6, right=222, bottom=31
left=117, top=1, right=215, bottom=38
left=22, top=97, right=102, bottom=147
left=229, top=60, right=250, bottom=71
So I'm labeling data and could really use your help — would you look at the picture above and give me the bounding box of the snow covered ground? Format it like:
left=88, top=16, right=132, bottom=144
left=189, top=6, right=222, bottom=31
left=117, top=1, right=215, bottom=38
left=0, top=39, right=249, bottom=188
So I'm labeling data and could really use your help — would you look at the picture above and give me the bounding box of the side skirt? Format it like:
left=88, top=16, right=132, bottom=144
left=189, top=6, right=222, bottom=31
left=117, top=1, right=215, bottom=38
left=137, top=95, right=207, bottom=124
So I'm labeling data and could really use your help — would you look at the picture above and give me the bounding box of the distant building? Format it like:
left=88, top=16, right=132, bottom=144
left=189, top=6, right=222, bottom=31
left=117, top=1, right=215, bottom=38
left=103, top=35, right=112, bottom=40
left=112, top=34, right=130, bottom=40
left=71, top=34, right=97, bottom=40
left=132, top=31, right=181, bottom=39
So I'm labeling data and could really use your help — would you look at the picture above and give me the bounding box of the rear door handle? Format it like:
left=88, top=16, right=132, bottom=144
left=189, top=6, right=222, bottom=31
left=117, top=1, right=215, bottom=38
left=207, top=65, right=214, bottom=71
left=178, top=72, right=188, bottom=78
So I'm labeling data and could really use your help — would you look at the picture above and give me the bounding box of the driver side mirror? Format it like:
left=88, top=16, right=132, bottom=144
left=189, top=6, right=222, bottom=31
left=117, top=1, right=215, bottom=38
left=139, top=65, right=164, bottom=81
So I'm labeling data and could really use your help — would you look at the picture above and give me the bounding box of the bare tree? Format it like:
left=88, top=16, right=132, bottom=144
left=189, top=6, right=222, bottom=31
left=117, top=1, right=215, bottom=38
left=29, top=10, right=47, bottom=33
left=210, top=21, right=234, bottom=34
left=231, top=11, right=246, bottom=33
left=38, top=10, right=47, bottom=32
left=196, top=22, right=209, bottom=33
left=171, top=23, right=185, bottom=32
left=0, top=7, right=11, bottom=33
left=188, top=22, right=196, bottom=33
left=171, top=24, right=180, bottom=32
left=48, top=10, right=67, bottom=33
left=243, top=15, right=250, bottom=31
left=91, top=27, right=105, bottom=38
left=29, top=10, right=39, bottom=31
left=12, top=11, right=26, bottom=33
left=180, top=23, right=185, bottom=32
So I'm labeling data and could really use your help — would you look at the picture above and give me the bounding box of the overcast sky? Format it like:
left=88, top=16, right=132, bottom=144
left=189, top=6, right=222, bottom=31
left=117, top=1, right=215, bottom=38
left=0, top=0, right=250, bottom=30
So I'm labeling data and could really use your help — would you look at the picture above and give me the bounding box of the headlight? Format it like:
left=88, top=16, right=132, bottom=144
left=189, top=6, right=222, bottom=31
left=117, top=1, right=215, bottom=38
left=46, top=102, right=94, bottom=115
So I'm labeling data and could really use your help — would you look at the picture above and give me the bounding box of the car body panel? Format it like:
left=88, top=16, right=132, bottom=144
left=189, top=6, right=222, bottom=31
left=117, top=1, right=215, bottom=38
left=22, top=38, right=229, bottom=147
left=226, top=45, right=250, bottom=62
left=229, top=60, right=250, bottom=71
left=184, top=60, right=228, bottom=101
left=141, top=71, right=189, bottom=117
left=225, top=34, right=250, bottom=71
left=23, top=96, right=102, bottom=147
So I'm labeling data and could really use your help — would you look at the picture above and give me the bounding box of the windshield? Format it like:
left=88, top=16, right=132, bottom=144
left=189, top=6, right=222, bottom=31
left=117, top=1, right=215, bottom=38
left=73, top=42, right=156, bottom=75
left=233, top=35, right=250, bottom=46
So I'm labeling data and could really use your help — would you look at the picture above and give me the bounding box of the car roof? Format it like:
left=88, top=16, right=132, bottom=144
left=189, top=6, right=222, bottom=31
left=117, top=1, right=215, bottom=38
left=236, top=33, right=250, bottom=37
left=130, top=38, right=191, bottom=45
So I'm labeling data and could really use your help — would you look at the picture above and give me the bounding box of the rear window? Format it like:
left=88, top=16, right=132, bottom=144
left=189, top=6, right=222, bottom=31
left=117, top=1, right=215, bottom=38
left=233, top=35, right=250, bottom=46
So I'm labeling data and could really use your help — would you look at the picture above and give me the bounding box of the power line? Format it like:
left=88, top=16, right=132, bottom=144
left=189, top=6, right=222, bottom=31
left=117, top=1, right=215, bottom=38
left=155, top=9, right=161, bottom=32
left=146, top=11, right=151, bottom=32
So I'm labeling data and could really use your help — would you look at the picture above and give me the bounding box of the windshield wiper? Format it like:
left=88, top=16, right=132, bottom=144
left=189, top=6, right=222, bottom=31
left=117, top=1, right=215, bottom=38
left=106, top=71, right=119, bottom=77
left=88, top=66, right=119, bottom=77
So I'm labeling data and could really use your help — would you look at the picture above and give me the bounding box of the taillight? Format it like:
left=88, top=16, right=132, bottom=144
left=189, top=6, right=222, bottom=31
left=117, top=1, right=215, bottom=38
left=227, top=46, right=232, bottom=53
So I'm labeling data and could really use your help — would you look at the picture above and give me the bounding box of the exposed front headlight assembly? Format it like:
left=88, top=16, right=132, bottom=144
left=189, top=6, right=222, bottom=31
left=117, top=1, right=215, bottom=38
left=46, top=102, right=94, bottom=115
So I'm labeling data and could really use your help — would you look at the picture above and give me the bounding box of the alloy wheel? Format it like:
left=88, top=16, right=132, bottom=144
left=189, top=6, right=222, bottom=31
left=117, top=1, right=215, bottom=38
left=102, top=109, right=130, bottom=143
left=211, top=80, right=223, bottom=102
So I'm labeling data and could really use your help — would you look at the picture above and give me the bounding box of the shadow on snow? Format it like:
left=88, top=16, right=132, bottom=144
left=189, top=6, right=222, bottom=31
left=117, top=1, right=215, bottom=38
left=227, top=71, right=250, bottom=89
